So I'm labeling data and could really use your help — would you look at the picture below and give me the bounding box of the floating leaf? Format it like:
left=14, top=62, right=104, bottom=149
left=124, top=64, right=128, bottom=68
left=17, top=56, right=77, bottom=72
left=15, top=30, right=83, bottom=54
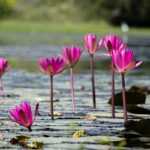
left=84, top=113, right=96, bottom=121
left=26, top=141, right=43, bottom=149
left=124, top=119, right=150, bottom=136
left=0, top=121, right=18, bottom=126
left=10, top=136, right=30, bottom=144
left=127, top=104, right=150, bottom=114
left=129, top=85, right=150, bottom=95
left=72, top=130, right=84, bottom=138
left=49, top=111, right=61, bottom=116
left=108, top=91, right=146, bottom=106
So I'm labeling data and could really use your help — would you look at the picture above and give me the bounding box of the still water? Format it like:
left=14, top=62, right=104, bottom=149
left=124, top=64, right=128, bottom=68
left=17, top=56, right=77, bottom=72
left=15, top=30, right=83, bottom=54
left=0, top=35, right=150, bottom=149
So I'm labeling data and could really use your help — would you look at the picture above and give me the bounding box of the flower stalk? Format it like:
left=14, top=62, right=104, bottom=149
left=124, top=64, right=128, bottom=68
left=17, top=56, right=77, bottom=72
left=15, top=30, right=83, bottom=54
left=70, top=67, right=75, bottom=112
left=121, top=73, right=127, bottom=122
left=28, top=126, right=32, bottom=132
left=90, top=54, right=96, bottom=108
left=111, top=61, right=115, bottom=118
left=0, top=77, right=4, bottom=96
left=50, top=76, right=54, bottom=120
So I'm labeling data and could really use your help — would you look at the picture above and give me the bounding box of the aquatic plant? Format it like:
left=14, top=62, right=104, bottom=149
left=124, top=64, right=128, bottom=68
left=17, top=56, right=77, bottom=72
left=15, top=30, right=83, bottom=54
left=0, top=57, right=10, bottom=96
left=61, top=46, right=82, bottom=112
left=9, top=101, right=39, bottom=132
left=84, top=34, right=100, bottom=108
left=39, top=57, right=64, bottom=120
left=112, top=49, right=142, bottom=122
left=99, top=34, right=125, bottom=118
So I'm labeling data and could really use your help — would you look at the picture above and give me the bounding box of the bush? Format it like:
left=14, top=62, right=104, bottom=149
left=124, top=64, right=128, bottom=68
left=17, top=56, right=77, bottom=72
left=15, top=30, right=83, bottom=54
left=0, top=0, right=16, bottom=18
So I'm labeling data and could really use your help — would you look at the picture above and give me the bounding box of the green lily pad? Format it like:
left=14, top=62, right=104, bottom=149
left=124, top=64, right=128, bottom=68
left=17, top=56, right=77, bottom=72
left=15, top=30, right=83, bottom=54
left=108, top=92, right=146, bottom=106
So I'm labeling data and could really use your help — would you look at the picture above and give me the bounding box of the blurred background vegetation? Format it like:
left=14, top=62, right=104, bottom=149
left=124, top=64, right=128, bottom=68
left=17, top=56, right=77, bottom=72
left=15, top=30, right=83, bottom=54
left=0, top=0, right=150, bottom=72
left=0, top=0, right=150, bottom=46
left=1, top=0, right=150, bottom=26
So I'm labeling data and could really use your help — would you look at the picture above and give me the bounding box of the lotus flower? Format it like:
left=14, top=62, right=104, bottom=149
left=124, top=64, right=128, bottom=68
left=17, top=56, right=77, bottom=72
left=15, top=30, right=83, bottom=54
left=84, top=34, right=100, bottom=108
left=100, top=34, right=125, bottom=56
left=112, top=49, right=142, bottom=122
left=39, top=57, right=64, bottom=76
left=112, top=49, right=142, bottom=74
left=98, top=35, right=126, bottom=118
left=62, top=46, right=82, bottom=112
left=0, top=58, right=10, bottom=96
left=9, top=101, right=39, bottom=131
left=84, top=34, right=100, bottom=55
left=39, top=57, right=64, bottom=120
left=62, top=46, right=82, bottom=68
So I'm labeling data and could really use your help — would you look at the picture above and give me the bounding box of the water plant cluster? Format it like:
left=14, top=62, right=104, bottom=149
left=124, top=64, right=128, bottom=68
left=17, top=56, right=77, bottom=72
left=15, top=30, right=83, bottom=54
left=0, top=34, right=142, bottom=132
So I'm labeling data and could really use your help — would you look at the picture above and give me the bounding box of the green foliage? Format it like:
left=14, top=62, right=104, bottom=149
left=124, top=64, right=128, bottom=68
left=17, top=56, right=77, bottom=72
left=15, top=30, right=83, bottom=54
left=0, top=0, right=16, bottom=18
left=73, top=0, right=150, bottom=26
left=1, top=0, right=150, bottom=26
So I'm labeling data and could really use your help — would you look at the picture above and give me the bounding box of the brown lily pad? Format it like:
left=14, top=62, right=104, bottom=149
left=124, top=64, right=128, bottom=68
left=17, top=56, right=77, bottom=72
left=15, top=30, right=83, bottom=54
left=108, top=91, right=146, bottom=106
left=10, top=136, right=30, bottom=145
left=127, top=104, right=150, bottom=114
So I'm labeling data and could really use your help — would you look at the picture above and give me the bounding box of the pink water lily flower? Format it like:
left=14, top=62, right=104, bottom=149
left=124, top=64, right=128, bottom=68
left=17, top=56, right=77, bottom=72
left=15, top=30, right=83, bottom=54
left=39, top=57, right=64, bottom=120
left=112, top=49, right=142, bottom=122
left=84, top=34, right=100, bottom=55
left=39, top=57, right=64, bottom=76
left=62, top=46, right=82, bottom=68
left=84, top=34, right=101, bottom=108
left=112, top=49, right=142, bottom=74
left=61, top=46, right=82, bottom=112
left=97, top=35, right=126, bottom=118
left=9, top=101, right=39, bottom=131
left=0, top=58, right=10, bottom=77
left=100, top=34, right=125, bottom=57
left=0, top=58, right=10, bottom=96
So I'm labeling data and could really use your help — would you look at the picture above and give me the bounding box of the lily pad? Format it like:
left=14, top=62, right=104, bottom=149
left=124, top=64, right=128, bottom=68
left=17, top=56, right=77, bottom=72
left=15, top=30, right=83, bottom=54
left=127, top=104, right=150, bottom=114
left=129, top=86, right=150, bottom=95
left=84, top=113, right=96, bottom=121
left=124, top=119, right=150, bottom=136
left=72, top=130, right=84, bottom=138
left=108, top=91, right=146, bottom=106
left=26, top=141, right=43, bottom=149
left=9, top=136, right=30, bottom=145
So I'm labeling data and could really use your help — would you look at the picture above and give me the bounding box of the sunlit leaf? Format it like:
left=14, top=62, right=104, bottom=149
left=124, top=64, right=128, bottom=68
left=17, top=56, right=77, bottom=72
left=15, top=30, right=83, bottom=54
left=84, top=113, right=96, bottom=121
left=0, top=121, right=18, bottom=126
left=72, top=130, right=84, bottom=138
left=26, top=141, right=43, bottom=149
left=49, top=111, right=61, bottom=116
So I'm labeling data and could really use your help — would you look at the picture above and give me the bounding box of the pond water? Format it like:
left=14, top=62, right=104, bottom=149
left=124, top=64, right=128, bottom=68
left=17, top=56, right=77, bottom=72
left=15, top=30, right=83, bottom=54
left=0, top=34, right=150, bottom=149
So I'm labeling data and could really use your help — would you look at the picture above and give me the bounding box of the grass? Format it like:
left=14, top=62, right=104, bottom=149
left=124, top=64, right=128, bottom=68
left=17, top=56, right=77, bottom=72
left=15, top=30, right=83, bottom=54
left=0, top=20, right=150, bottom=45
left=0, top=20, right=150, bottom=35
